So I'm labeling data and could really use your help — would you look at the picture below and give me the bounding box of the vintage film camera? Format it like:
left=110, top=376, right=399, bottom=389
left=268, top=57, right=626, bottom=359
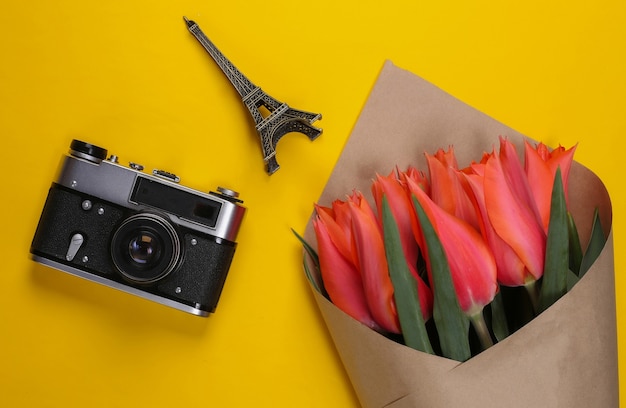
left=30, top=140, right=246, bottom=316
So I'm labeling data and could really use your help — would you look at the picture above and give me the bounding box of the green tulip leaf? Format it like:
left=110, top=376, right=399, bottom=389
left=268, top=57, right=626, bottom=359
left=292, top=228, right=324, bottom=294
left=579, top=208, right=606, bottom=278
left=292, top=228, right=319, bottom=267
left=567, top=269, right=580, bottom=291
left=382, top=196, right=434, bottom=355
left=412, top=196, right=471, bottom=362
left=538, top=168, right=569, bottom=313
left=490, top=289, right=509, bottom=342
left=567, top=213, right=583, bottom=277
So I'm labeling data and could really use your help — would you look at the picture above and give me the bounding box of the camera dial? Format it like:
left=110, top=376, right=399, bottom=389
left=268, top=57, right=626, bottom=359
left=211, top=186, right=243, bottom=203
left=70, top=139, right=108, bottom=164
left=111, top=213, right=182, bottom=284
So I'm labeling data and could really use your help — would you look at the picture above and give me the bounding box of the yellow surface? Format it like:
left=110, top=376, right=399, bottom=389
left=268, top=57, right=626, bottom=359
left=1, top=1, right=624, bottom=406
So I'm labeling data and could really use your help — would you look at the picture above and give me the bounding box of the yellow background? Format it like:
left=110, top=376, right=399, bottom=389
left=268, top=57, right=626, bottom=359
left=1, top=1, right=624, bottom=406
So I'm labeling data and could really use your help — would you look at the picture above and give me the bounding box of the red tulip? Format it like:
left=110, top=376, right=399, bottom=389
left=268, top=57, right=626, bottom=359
left=524, top=141, right=577, bottom=232
left=402, top=165, right=430, bottom=195
left=313, top=215, right=381, bottom=331
left=497, top=138, right=543, bottom=226
left=315, top=200, right=358, bottom=268
left=426, top=147, right=480, bottom=231
left=433, top=145, right=458, bottom=168
left=406, top=176, right=498, bottom=316
left=372, top=172, right=420, bottom=268
left=398, top=167, right=429, bottom=249
left=483, top=145, right=546, bottom=282
left=349, top=195, right=401, bottom=333
left=372, top=172, right=434, bottom=320
left=463, top=171, right=533, bottom=286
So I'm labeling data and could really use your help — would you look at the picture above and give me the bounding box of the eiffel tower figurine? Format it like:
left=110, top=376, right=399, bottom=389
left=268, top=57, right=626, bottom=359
left=184, top=17, right=322, bottom=174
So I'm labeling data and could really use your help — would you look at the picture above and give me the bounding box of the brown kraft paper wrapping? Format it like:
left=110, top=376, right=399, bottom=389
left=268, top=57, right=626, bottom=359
left=303, top=61, right=617, bottom=408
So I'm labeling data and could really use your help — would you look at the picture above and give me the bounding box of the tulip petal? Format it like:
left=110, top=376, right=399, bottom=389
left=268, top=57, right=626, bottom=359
left=524, top=142, right=554, bottom=231
left=408, top=262, right=434, bottom=320
left=433, top=146, right=458, bottom=169
left=499, top=138, right=543, bottom=226
left=484, top=151, right=546, bottom=280
left=524, top=141, right=577, bottom=231
left=372, top=173, right=420, bottom=267
left=463, top=172, right=532, bottom=286
left=315, top=203, right=357, bottom=267
left=331, top=198, right=360, bottom=266
left=427, top=150, right=481, bottom=231
left=546, top=144, right=576, bottom=195
left=349, top=199, right=401, bottom=333
left=313, top=217, right=381, bottom=331
left=403, top=165, right=430, bottom=195
left=410, top=180, right=497, bottom=315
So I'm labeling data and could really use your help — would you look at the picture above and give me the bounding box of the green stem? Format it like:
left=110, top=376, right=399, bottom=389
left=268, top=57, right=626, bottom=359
left=524, top=280, right=540, bottom=315
left=469, top=311, right=493, bottom=351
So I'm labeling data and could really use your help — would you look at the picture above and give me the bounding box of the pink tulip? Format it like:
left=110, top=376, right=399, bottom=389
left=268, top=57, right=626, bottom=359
left=524, top=141, right=577, bottom=232
left=313, top=215, right=381, bottom=331
left=406, top=176, right=498, bottom=317
left=483, top=146, right=546, bottom=282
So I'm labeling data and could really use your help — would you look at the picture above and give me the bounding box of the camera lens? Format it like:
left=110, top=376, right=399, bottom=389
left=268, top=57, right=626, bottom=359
left=128, top=232, right=161, bottom=265
left=111, top=213, right=182, bottom=284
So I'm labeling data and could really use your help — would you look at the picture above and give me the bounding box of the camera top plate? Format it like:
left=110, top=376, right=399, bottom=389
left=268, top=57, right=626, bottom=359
left=56, top=140, right=246, bottom=243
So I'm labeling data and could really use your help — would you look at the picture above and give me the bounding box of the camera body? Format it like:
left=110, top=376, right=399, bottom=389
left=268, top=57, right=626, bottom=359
left=30, top=140, right=246, bottom=316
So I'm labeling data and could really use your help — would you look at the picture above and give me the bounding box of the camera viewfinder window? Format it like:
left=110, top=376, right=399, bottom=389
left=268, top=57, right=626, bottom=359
left=131, top=177, right=222, bottom=227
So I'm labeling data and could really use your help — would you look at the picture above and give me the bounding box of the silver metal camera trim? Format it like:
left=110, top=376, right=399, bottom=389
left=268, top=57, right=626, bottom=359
left=54, top=151, right=245, bottom=243
left=32, top=255, right=209, bottom=317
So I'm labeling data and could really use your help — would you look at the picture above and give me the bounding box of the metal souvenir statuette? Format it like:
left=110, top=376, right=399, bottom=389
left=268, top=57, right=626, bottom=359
left=184, top=17, right=322, bottom=175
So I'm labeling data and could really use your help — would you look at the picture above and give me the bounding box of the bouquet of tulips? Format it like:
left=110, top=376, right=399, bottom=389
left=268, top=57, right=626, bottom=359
left=302, top=136, right=605, bottom=361
left=299, top=61, right=617, bottom=408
